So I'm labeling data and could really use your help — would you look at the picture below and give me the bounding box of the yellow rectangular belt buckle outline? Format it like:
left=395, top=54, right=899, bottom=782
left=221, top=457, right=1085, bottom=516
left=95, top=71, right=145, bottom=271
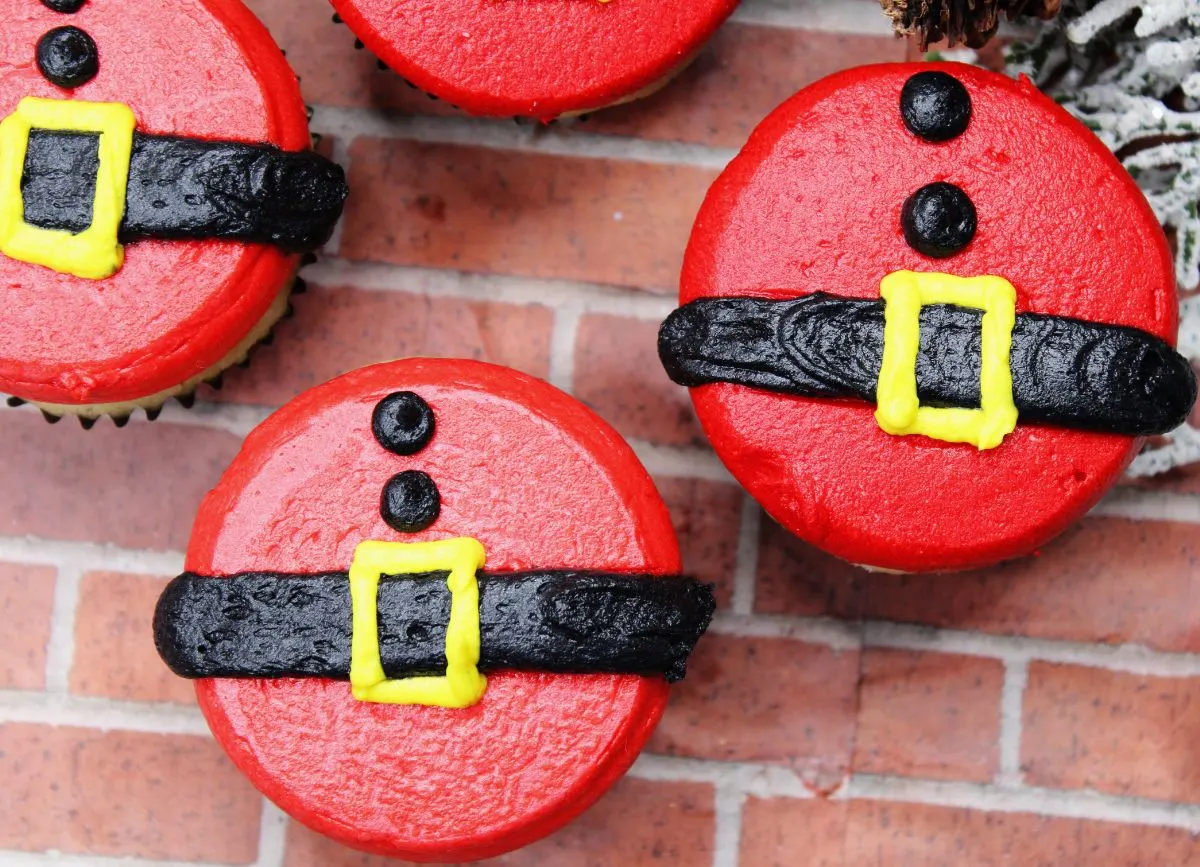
left=875, top=270, right=1019, bottom=450
left=349, top=537, right=488, bottom=709
left=0, top=97, right=135, bottom=280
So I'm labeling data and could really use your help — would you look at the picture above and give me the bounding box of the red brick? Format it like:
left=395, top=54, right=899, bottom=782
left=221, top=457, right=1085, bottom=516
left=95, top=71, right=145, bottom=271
left=0, top=563, right=55, bottom=690
left=587, top=26, right=907, bottom=147
left=655, top=476, right=743, bottom=607
left=283, top=777, right=714, bottom=867
left=284, top=824, right=394, bottom=867
left=70, top=571, right=195, bottom=705
left=755, top=517, right=1200, bottom=653
left=858, top=519, right=1200, bottom=652
left=339, top=140, right=715, bottom=293
left=0, top=414, right=242, bottom=552
left=852, top=650, right=1002, bottom=782
left=739, top=797, right=847, bottom=867
left=754, top=516, right=860, bottom=618
left=0, top=724, right=261, bottom=862
left=215, top=284, right=552, bottom=407
left=842, top=800, right=1200, bottom=866
left=1022, top=662, right=1200, bottom=803
left=649, top=634, right=859, bottom=792
left=574, top=314, right=706, bottom=447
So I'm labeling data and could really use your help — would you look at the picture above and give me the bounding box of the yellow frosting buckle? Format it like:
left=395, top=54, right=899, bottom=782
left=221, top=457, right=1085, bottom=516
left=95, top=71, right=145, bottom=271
left=349, top=537, right=488, bottom=708
left=875, top=270, right=1019, bottom=450
left=0, top=97, right=136, bottom=280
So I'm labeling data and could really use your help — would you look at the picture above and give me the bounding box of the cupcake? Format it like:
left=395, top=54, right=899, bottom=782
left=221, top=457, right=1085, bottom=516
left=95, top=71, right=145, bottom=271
left=0, top=0, right=347, bottom=423
left=154, top=358, right=714, bottom=862
left=329, top=0, right=740, bottom=120
left=659, top=64, right=1196, bottom=573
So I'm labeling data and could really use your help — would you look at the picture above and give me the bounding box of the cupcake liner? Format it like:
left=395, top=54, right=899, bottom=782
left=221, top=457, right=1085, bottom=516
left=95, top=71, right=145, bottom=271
left=12, top=268, right=311, bottom=429
left=3, top=10, right=335, bottom=431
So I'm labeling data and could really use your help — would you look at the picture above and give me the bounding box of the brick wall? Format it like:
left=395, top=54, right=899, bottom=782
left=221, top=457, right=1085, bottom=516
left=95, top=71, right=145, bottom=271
left=2, top=0, right=1199, bottom=865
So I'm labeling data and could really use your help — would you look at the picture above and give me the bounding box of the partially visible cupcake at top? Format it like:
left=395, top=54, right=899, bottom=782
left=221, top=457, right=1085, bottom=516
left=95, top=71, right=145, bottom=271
left=329, top=0, right=740, bottom=121
left=0, top=0, right=347, bottom=425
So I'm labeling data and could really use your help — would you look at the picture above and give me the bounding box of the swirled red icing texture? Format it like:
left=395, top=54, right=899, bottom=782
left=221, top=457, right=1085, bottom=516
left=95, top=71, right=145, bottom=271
left=190, top=358, right=681, bottom=862
left=329, top=0, right=740, bottom=119
left=680, top=63, right=1177, bottom=572
left=0, top=0, right=309, bottom=405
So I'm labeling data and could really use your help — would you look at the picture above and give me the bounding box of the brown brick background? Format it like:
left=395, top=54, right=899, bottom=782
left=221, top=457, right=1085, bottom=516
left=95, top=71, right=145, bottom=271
left=2, top=0, right=1200, bottom=865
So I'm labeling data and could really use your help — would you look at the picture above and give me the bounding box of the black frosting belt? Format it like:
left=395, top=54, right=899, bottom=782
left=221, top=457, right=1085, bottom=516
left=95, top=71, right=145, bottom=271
left=154, top=570, right=716, bottom=684
left=658, top=294, right=1197, bottom=436
left=22, top=129, right=348, bottom=253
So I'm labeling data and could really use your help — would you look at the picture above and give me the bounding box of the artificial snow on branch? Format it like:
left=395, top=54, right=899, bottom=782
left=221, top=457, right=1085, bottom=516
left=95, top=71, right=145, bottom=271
left=1007, top=0, right=1200, bottom=289
left=1006, top=0, right=1200, bottom=474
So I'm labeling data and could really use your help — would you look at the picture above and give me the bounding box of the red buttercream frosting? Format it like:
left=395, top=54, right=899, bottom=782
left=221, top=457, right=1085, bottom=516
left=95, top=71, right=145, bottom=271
left=190, top=358, right=680, bottom=862
left=328, top=0, right=740, bottom=119
left=0, top=0, right=309, bottom=406
left=680, top=63, right=1177, bottom=572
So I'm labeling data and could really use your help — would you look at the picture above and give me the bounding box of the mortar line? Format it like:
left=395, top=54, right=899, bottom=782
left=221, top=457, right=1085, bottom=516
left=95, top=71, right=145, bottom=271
left=149, top=401, right=273, bottom=439
left=0, top=852, right=232, bottom=867
left=848, top=774, right=1200, bottom=833
left=301, top=259, right=677, bottom=321
left=996, top=658, right=1029, bottom=788
left=841, top=618, right=870, bottom=867
left=862, top=619, right=1200, bottom=677
left=0, top=536, right=184, bottom=576
left=42, top=565, right=83, bottom=695
left=712, top=785, right=747, bottom=867
left=629, top=440, right=735, bottom=483
left=0, top=690, right=209, bottom=736
left=310, top=106, right=739, bottom=170
left=634, top=754, right=1200, bottom=833
left=253, top=799, right=290, bottom=867
left=1090, top=487, right=1200, bottom=523
left=318, top=136, right=353, bottom=258
left=732, top=0, right=894, bottom=34
left=708, top=613, right=863, bottom=651
left=705, top=613, right=1200, bottom=676
left=730, top=495, right=761, bottom=616
left=628, top=753, right=817, bottom=798
left=547, top=303, right=583, bottom=394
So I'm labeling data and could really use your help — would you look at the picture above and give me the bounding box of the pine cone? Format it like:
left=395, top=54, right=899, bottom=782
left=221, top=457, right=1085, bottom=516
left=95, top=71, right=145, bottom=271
left=880, top=0, right=1062, bottom=50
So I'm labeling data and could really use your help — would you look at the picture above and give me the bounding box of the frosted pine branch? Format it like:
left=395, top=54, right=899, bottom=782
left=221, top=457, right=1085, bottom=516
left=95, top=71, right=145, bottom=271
left=1005, top=0, right=1200, bottom=474
left=1005, top=0, right=1199, bottom=288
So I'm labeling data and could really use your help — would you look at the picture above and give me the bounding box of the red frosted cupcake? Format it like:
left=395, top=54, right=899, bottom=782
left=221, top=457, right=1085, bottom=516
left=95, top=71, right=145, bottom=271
left=659, top=63, right=1195, bottom=572
left=0, top=0, right=346, bottom=424
left=155, top=358, right=713, bottom=862
left=329, top=0, right=740, bottom=120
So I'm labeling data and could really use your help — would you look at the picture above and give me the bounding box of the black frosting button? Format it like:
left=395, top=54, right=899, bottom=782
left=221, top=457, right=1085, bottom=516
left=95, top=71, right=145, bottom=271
left=372, top=391, right=435, bottom=455
left=901, top=71, right=972, bottom=142
left=36, top=26, right=99, bottom=89
left=901, top=182, right=977, bottom=259
left=41, top=0, right=87, bottom=12
left=380, top=470, right=441, bottom=534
